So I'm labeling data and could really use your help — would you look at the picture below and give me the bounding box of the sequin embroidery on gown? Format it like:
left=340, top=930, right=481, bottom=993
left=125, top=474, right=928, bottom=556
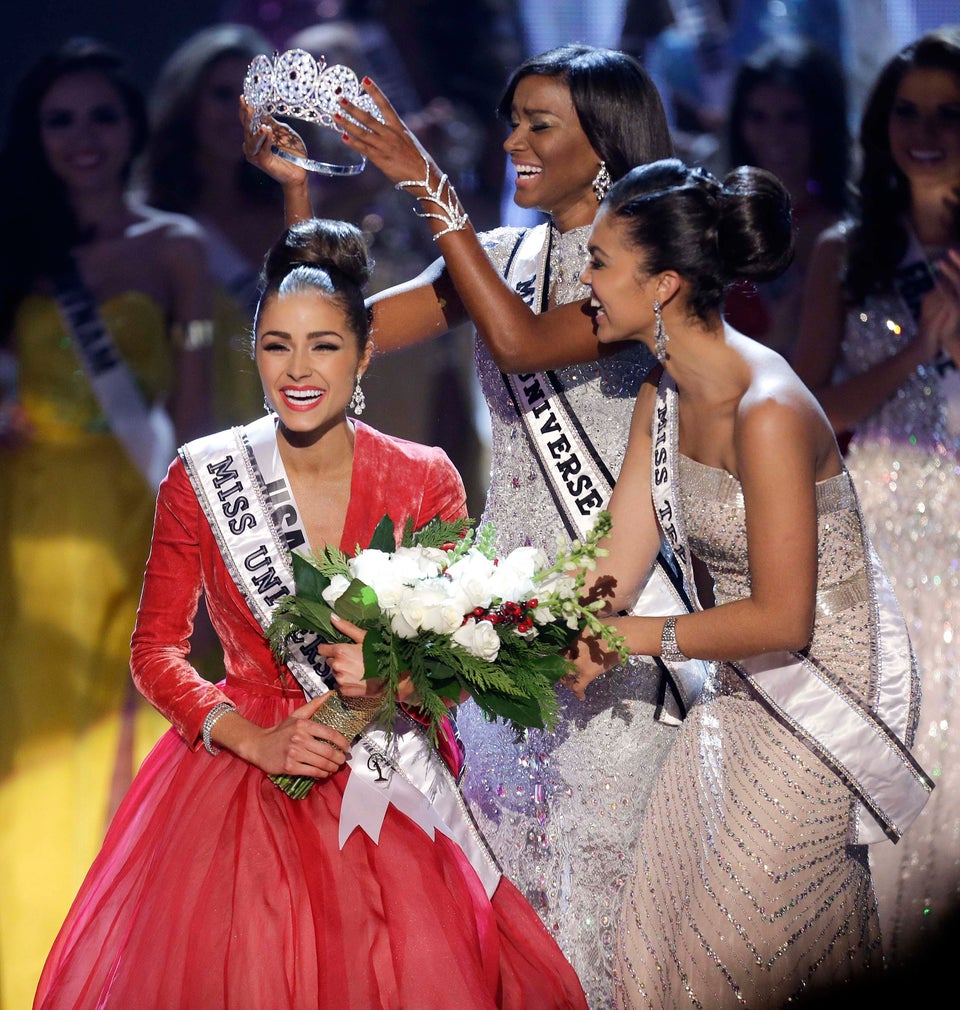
left=615, top=457, right=882, bottom=1009
left=456, top=226, right=677, bottom=1008
left=840, top=295, right=960, bottom=960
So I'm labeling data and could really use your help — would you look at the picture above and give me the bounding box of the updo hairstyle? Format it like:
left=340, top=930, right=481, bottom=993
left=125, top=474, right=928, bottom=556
left=605, top=158, right=794, bottom=320
left=255, top=219, right=374, bottom=352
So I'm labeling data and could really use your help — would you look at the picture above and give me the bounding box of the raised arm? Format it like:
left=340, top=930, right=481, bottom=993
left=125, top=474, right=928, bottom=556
left=242, top=85, right=605, bottom=370
left=794, top=225, right=940, bottom=432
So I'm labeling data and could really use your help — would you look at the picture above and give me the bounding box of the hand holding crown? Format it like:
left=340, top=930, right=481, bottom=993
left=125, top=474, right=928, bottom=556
left=338, top=79, right=469, bottom=240
left=240, top=99, right=311, bottom=191
left=239, top=50, right=468, bottom=239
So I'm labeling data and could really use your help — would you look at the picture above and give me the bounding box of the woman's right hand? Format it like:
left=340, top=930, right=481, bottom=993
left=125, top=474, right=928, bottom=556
left=239, top=98, right=309, bottom=189
left=228, top=695, right=350, bottom=780
left=336, top=78, right=443, bottom=191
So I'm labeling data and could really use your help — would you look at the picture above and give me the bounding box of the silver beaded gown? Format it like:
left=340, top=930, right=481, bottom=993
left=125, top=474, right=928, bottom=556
left=840, top=294, right=960, bottom=961
left=615, top=456, right=884, bottom=1009
left=456, top=225, right=677, bottom=1008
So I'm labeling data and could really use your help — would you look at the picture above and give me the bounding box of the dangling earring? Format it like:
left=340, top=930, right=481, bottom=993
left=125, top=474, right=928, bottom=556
left=592, top=162, right=611, bottom=202
left=349, top=374, right=366, bottom=415
left=654, top=299, right=669, bottom=363
left=263, top=396, right=275, bottom=414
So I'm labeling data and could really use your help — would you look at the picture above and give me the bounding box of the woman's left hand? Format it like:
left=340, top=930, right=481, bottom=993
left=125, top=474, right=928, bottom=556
left=561, top=627, right=622, bottom=701
left=335, top=78, right=441, bottom=190
left=315, top=614, right=383, bottom=697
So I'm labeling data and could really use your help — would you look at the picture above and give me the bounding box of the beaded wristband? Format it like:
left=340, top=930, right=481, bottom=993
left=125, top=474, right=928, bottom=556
left=202, top=702, right=236, bottom=755
left=660, top=617, right=688, bottom=664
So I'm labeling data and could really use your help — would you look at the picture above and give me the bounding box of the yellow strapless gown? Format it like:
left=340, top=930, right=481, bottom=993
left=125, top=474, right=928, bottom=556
left=0, top=292, right=173, bottom=1010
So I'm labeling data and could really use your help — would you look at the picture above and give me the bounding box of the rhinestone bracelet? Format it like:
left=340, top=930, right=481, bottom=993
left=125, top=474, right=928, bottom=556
left=202, top=702, right=236, bottom=755
left=660, top=617, right=689, bottom=664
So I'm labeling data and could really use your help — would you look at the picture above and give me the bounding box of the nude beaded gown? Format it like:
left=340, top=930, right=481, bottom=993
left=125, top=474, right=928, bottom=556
left=615, top=456, right=885, bottom=1009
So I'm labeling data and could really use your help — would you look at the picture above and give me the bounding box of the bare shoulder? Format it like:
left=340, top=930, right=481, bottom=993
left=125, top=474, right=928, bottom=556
left=736, top=340, right=828, bottom=446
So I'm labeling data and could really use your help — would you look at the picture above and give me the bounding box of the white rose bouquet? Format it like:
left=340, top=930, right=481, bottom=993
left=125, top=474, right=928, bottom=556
left=266, top=512, right=625, bottom=793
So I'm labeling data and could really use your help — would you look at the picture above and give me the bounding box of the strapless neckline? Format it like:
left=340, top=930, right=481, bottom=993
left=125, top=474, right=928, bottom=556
left=678, top=452, right=853, bottom=512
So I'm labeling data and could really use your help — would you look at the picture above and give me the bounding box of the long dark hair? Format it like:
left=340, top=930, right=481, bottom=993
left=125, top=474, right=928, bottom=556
left=0, top=38, right=148, bottom=339
left=606, top=158, right=794, bottom=320
left=145, top=23, right=277, bottom=213
left=497, top=44, right=674, bottom=181
left=728, top=37, right=849, bottom=214
left=846, top=26, right=960, bottom=303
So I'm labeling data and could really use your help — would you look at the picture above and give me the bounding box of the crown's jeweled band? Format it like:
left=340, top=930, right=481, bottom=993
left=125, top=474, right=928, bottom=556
left=243, top=49, right=383, bottom=176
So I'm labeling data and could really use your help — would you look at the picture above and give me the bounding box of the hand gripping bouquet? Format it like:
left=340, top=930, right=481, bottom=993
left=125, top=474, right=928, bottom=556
left=267, top=513, right=625, bottom=797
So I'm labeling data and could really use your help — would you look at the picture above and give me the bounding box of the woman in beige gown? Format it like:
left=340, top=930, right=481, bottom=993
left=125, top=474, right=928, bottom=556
left=567, top=159, right=932, bottom=1008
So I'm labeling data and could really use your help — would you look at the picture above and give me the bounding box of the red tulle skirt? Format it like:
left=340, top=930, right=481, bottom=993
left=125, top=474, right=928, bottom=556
left=34, top=685, right=586, bottom=1009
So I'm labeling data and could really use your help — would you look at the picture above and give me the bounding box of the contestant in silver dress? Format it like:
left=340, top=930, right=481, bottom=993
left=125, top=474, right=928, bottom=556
left=567, top=159, right=931, bottom=1008
left=795, top=28, right=960, bottom=964
left=245, top=46, right=682, bottom=1006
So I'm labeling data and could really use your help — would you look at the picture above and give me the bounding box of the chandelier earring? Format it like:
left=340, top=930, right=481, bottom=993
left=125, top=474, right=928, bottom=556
left=349, top=374, right=366, bottom=415
left=654, top=299, right=669, bottom=363
left=592, top=162, right=612, bottom=202
left=263, top=396, right=275, bottom=414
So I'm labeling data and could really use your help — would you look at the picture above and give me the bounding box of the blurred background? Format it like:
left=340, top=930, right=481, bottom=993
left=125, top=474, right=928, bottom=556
left=2, top=3, right=959, bottom=1009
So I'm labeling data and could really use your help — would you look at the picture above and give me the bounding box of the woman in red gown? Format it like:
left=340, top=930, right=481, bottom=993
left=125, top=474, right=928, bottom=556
left=33, top=218, right=587, bottom=1010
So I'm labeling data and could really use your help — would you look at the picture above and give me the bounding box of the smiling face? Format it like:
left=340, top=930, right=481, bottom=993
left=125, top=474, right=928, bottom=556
left=503, top=74, right=604, bottom=232
left=39, top=70, right=134, bottom=195
left=580, top=208, right=659, bottom=346
left=888, top=66, right=960, bottom=188
left=256, top=289, right=368, bottom=440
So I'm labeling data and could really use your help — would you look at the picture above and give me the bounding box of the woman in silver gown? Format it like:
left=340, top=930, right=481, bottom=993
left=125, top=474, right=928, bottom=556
left=794, top=28, right=960, bottom=963
left=566, top=159, right=932, bottom=1008
left=245, top=45, right=681, bottom=1007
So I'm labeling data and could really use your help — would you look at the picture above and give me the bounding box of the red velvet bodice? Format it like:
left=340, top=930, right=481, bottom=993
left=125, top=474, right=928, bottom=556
left=130, top=421, right=467, bottom=746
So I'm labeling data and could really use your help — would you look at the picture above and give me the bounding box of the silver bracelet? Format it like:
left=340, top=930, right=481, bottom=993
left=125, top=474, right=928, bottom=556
left=660, top=617, right=688, bottom=664
left=202, top=702, right=236, bottom=755
left=395, top=154, right=469, bottom=240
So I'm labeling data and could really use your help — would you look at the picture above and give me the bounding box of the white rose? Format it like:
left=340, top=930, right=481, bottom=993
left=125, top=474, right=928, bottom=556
left=388, top=588, right=422, bottom=639
left=451, top=617, right=501, bottom=662
left=392, top=545, right=447, bottom=579
left=487, top=545, right=545, bottom=603
left=389, top=584, right=449, bottom=639
left=321, top=573, right=351, bottom=607
left=408, top=578, right=465, bottom=636
left=349, top=549, right=403, bottom=599
left=445, top=549, right=498, bottom=610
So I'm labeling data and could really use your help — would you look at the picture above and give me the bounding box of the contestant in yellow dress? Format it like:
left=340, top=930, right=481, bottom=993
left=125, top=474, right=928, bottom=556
left=0, top=40, right=209, bottom=1010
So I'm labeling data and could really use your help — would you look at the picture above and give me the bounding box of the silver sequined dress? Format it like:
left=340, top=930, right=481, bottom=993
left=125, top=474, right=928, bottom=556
left=615, top=457, right=883, bottom=1009
left=456, top=226, right=677, bottom=1008
left=840, top=295, right=960, bottom=960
